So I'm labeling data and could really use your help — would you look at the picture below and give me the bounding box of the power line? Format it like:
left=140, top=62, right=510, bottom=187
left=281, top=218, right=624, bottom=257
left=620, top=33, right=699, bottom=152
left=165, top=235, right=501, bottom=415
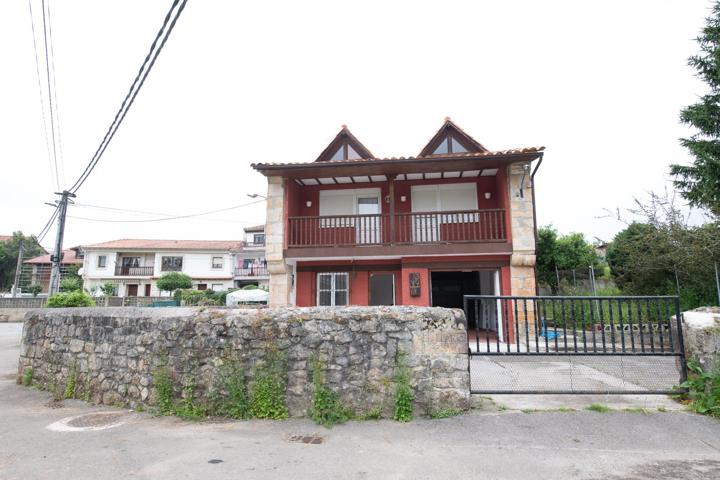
left=66, top=199, right=265, bottom=223
left=27, top=0, right=57, bottom=190
left=68, top=0, right=188, bottom=194
left=37, top=205, right=60, bottom=243
left=46, top=0, right=65, bottom=186
left=40, top=0, right=61, bottom=190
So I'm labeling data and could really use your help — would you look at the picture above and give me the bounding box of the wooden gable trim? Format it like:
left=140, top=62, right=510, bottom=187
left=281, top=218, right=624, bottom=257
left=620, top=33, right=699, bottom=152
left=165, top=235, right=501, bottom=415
left=418, top=118, right=489, bottom=157
left=315, top=126, right=374, bottom=162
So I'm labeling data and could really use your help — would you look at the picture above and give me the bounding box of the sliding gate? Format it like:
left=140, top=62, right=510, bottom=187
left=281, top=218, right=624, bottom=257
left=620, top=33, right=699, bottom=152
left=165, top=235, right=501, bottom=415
left=463, top=295, right=687, bottom=394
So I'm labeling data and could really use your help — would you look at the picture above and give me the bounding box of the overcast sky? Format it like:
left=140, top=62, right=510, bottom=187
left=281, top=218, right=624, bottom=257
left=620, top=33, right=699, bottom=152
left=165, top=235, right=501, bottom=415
left=0, top=1, right=712, bottom=250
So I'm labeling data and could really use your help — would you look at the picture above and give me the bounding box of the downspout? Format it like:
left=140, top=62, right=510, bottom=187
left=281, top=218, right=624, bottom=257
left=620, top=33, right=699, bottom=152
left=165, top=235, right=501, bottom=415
left=530, top=152, right=544, bottom=296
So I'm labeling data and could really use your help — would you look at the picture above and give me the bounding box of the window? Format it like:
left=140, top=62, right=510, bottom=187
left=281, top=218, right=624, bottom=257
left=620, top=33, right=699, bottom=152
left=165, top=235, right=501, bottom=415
left=211, top=256, right=223, bottom=269
left=121, top=257, right=140, bottom=267
left=253, top=234, right=265, bottom=245
left=432, top=135, right=468, bottom=155
left=97, top=255, right=107, bottom=268
left=197, top=283, right=207, bottom=291
left=211, top=283, right=224, bottom=291
left=161, top=256, right=183, bottom=272
left=317, top=272, right=349, bottom=306
left=318, top=188, right=381, bottom=227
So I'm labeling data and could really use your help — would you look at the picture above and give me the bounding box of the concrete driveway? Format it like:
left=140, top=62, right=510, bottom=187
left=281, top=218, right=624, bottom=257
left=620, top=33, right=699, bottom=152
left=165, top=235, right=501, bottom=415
left=1, top=322, right=719, bottom=480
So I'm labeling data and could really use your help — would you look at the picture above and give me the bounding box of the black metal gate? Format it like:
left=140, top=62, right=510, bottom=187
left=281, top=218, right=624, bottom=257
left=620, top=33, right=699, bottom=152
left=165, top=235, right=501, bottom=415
left=463, top=295, right=687, bottom=394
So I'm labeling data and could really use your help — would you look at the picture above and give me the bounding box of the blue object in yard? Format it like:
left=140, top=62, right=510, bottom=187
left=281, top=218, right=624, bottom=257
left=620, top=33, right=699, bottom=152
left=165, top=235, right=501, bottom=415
left=539, top=316, right=560, bottom=340
left=150, top=300, right=179, bottom=307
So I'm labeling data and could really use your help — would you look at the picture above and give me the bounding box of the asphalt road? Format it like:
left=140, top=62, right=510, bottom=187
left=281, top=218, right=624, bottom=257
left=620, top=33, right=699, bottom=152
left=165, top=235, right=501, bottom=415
left=1, top=322, right=719, bottom=480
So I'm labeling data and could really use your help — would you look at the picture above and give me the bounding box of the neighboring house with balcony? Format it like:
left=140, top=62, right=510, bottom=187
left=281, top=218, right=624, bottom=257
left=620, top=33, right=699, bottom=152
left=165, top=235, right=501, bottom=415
left=81, top=239, right=242, bottom=296
left=252, top=118, right=544, bottom=311
left=233, top=225, right=269, bottom=289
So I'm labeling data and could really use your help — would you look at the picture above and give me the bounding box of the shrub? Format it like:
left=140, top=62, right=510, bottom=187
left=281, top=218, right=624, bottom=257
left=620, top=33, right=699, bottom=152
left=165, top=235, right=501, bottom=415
left=310, top=355, right=351, bottom=427
left=26, top=284, right=43, bottom=297
left=21, top=367, right=33, bottom=386
left=178, top=289, right=218, bottom=306
left=46, top=290, right=95, bottom=308
left=250, top=350, right=288, bottom=419
left=679, top=360, right=720, bottom=418
left=174, top=385, right=206, bottom=421
left=156, top=272, right=192, bottom=295
left=60, top=276, right=82, bottom=292
left=64, top=361, right=77, bottom=399
left=153, top=366, right=175, bottom=415
left=394, top=351, right=414, bottom=422
left=217, top=357, right=249, bottom=419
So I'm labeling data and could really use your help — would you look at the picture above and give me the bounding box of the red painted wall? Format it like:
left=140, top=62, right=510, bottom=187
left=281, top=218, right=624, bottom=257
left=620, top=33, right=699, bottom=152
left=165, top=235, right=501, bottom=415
left=399, top=267, right=430, bottom=306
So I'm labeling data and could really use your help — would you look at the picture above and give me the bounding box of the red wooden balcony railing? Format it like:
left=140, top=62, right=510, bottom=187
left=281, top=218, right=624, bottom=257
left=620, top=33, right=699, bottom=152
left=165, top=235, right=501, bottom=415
left=287, top=209, right=506, bottom=248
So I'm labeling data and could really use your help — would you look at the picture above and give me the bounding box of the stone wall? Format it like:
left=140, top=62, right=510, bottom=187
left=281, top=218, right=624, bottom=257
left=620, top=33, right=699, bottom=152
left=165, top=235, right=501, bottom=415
left=18, top=306, right=470, bottom=417
left=0, top=308, right=33, bottom=323
left=683, top=307, right=720, bottom=372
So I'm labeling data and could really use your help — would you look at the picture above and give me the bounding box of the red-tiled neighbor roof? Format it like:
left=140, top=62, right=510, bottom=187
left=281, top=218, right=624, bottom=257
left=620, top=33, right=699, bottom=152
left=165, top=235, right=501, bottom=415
left=0, top=235, right=13, bottom=242
left=24, top=248, right=84, bottom=265
left=244, top=225, right=265, bottom=233
left=83, top=239, right=243, bottom=251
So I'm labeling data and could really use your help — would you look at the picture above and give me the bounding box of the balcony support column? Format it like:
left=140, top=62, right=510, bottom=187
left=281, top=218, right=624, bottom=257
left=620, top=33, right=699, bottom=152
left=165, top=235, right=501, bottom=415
left=388, top=174, right=397, bottom=244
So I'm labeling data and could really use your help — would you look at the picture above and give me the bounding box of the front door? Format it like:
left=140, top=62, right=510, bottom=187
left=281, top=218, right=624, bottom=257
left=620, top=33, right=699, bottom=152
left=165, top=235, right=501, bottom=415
left=144, top=284, right=151, bottom=296
left=369, top=273, right=395, bottom=306
left=356, top=196, right=380, bottom=244
left=126, top=284, right=138, bottom=296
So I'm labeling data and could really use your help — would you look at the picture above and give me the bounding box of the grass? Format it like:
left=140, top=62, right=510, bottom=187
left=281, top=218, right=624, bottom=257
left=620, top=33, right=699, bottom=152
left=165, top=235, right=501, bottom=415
left=623, top=407, right=650, bottom=415
left=585, top=403, right=611, bottom=413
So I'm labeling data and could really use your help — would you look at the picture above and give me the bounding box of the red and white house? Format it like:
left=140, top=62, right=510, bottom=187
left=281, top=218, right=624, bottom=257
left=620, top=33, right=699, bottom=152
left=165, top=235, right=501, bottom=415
left=252, top=119, right=543, bottom=311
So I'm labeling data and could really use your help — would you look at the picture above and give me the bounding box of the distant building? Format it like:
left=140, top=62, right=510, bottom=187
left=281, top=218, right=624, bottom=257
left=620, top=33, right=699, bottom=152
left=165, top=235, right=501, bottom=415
left=81, top=239, right=242, bottom=297
left=23, top=247, right=84, bottom=293
left=234, top=225, right=269, bottom=289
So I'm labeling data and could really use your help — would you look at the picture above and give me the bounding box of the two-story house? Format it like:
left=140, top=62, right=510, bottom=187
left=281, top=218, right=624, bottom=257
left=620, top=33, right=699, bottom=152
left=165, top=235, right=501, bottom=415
left=81, top=239, right=242, bottom=296
left=252, top=119, right=543, bottom=312
left=233, top=225, right=269, bottom=289
left=23, top=246, right=84, bottom=294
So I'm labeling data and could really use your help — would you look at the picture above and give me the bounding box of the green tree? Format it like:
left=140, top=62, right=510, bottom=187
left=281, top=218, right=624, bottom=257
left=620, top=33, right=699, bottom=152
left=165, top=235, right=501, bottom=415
left=26, top=284, right=43, bottom=297
left=156, top=272, right=192, bottom=295
left=670, top=3, right=720, bottom=217
left=0, top=232, right=45, bottom=291
left=59, top=277, right=82, bottom=292
left=536, top=226, right=601, bottom=292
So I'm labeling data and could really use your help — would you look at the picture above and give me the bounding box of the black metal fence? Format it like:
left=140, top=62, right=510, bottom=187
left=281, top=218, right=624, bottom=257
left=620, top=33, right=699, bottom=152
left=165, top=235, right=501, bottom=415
left=463, top=295, right=687, bottom=394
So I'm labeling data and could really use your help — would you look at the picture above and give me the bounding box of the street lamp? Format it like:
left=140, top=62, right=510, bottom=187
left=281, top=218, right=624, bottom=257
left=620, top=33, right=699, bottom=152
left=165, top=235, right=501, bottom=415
left=247, top=193, right=266, bottom=199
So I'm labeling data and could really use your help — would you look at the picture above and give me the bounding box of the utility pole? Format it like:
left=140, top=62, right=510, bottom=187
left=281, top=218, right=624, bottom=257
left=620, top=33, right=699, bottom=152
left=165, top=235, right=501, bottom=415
left=11, top=241, right=24, bottom=298
left=48, top=191, right=75, bottom=296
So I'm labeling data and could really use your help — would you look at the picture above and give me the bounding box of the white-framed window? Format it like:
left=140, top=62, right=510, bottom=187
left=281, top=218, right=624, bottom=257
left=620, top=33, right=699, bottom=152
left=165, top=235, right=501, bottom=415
left=161, top=256, right=183, bottom=272
left=97, top=255, right=107, bottom=268
left=211, top=283, right=224, bottom=291
left=317, top=272, right=349, bottom=306
left=411, top=183, right=478, bottom=221
left=211, top=256, right=223, bottom=269
left=318, top=188, right=381, bottom=227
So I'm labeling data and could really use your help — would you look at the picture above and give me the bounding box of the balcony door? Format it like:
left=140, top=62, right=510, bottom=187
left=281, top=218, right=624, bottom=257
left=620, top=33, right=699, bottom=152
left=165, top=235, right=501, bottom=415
left=356, top=196, right=380, bottom=244
left=411, top=183, right=478, bottom=243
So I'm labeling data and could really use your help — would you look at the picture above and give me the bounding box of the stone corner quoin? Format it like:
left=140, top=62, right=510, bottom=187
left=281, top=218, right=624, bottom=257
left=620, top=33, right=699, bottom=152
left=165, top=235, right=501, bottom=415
left=18, top=306, right=470, bottom=417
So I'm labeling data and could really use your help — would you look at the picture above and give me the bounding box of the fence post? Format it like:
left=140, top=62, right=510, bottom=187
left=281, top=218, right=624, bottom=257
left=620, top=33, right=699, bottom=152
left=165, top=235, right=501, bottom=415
left=673, top=265, right=681, bottom=298
left=589, top=265, right=600, bottom=319
left=555, top=265, right=560, bottom=294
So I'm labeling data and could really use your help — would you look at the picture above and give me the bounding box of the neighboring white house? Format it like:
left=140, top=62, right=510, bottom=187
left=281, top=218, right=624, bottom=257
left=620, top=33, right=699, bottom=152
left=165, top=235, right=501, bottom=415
left=233, top=225, right=269, bottom=289
left=81, top=239, right=242, bottom=297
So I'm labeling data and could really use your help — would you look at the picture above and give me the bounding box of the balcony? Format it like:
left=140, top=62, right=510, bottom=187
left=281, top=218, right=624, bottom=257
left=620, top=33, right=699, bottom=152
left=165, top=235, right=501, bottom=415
left=114, top=266, right=154, bottom=276
left=288, top=209, right=506, bottom=248
left=234, top=266, right=269, bottom=277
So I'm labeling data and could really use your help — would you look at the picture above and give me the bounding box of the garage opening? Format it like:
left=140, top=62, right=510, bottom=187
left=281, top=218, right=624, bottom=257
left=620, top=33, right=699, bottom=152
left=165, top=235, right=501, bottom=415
left=431, top=270, right=497, bottom=330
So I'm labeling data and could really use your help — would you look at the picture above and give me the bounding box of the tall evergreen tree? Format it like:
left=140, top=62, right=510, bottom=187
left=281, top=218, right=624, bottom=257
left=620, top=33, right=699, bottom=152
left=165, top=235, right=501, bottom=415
left=671, top=3, right=720, bottom=217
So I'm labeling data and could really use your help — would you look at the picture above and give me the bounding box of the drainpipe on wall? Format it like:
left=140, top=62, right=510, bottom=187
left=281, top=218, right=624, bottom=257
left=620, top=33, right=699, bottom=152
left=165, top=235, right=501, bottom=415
left=530, top=152, right=544, bottom=296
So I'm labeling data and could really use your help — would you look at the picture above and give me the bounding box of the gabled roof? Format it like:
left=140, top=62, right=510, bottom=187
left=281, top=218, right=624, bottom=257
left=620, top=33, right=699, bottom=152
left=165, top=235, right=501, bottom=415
left=314, top=125, right=374, bottom=162
left=243, top=225, right=265, bottom=233
left=418, top=117, right=489, bottom=157
left=82, top=239, right=243, bottom=251
left=24, top=247, right=83, bottom=265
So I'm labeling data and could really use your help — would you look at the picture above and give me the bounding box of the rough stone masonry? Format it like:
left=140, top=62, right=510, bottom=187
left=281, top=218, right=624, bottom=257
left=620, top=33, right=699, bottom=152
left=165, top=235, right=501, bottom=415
left=17, top=306, right=470, bottom=417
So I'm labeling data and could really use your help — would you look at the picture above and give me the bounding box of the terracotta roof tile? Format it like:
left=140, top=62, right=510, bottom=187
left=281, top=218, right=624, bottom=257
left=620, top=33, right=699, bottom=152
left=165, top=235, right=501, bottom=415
left=252, top=147, right=544, bottom=170
left=82, top=239, right=243, bottom=251
left=24, top=248, right=84, bottom=265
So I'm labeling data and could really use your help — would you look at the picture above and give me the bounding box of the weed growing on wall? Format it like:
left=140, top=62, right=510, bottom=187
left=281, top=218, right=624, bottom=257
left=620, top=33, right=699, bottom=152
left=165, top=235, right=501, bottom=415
left=310, top=355, right=351, bottom=427
left=679, top=360, right=720, bottom=418
left=250, top=349, right=289, bottom=420
left=217, top=356, right=249, bottom=419
left=21, top=367, right=33, bottom=387
left=174, top=385, right=206, bottom=421
left=393, top=351, right=414, bottom=422
left=63, top=361, right=77, bottom=399
left=153, top=366, right=175, bottom=415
